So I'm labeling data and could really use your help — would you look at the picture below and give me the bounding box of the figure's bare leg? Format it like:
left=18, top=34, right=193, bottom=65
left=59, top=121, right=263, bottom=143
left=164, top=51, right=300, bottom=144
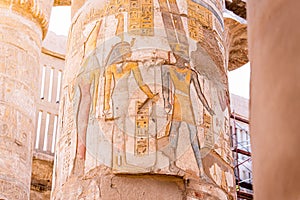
left=72, top=81, right=91, bottom=176
left=77, top=82, right=91, bottom=160
left=168, top=121, right=180, bottom=172
left=187, top=124, right=205, bottom=178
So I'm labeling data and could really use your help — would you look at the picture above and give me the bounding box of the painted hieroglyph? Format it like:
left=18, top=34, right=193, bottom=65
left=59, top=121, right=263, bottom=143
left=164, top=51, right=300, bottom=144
left=53, top=0, right=235, bottom=198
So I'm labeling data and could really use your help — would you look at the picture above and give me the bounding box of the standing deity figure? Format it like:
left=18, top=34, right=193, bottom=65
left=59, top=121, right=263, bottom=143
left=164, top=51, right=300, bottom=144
left=73, top=20, right=102, bottom=175
left=162, top=53, right=214, bottom=177
left=103, top=41, right=158, bottom=170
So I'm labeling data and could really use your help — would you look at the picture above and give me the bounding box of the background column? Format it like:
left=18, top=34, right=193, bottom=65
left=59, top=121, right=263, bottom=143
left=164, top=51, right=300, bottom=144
left=0, top=1, right=53, bottom=199
left=248, top=1, right=300, bottom=199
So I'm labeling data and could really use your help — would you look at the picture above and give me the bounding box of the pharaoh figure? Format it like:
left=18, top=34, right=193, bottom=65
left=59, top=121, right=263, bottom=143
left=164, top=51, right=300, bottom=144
left=162, top=53, right=214, bottom=177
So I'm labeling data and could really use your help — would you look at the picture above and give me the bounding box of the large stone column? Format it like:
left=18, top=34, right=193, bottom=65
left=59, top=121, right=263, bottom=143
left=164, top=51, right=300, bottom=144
left=248, top=1, right=300, bottom=200
left=52, top=0, right=237, bottom=199
left=0, top=1, right=53, bottom=199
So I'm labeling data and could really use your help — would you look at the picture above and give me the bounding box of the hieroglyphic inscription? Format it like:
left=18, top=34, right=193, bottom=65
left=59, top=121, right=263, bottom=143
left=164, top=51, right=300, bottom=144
left=69, top=26, right=84, bottom=60
left=0, top=92, right=32, bottom=163
left=203, top=113, right=214, bottom=148
left=61, top=98, right=75, bottom=177
left=209, top=0, right=223, bottom=11
left=188, top=18, right=205, bottom=42
left=213, top=16, right=224, bottom=40
left=190, top=0, right=224, bottom=29
left=223, top=117, right=232, bottom=164
left=69, top=0, right=132, bottom=61
left=80, top=0, right=130, bottom=27
left=70, top=0, right=152, bottom=55
left=62, top=135, right=72, bottom=176
left=129, top=0, right=139, bottom=33
left=0, top=43, right=38, bottom=89
left=188, top=0, right=212, bottom=42
left=15, top=111, right=30, bottom=148
left=128, top=0, right=154, bottom=35
left=0, top=179, right=28, bottom=200
left=140, top=0, right=154, bottom=35
left=215, top=36, right=225, bottom=60
left=106, top=0, right=130, bottom=15
left=188, top=1, right=212, bottom=28
left=135, top=101, right=149, bottom=156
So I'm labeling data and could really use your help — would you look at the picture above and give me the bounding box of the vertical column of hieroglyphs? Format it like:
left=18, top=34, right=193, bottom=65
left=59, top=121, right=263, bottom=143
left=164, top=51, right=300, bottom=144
left=0, top=0, right=52, bottom=199
left=128, top=0, right=154, bottom=35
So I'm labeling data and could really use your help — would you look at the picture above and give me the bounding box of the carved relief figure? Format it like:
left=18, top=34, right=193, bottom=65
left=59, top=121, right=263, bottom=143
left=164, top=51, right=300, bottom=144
left=103, top=41, right=158, bottom=170
left=73, top=20, right=102, bottom=175
left=158, top=0, right=189, bottom=56
left=162, top=54, right=214, bottom=177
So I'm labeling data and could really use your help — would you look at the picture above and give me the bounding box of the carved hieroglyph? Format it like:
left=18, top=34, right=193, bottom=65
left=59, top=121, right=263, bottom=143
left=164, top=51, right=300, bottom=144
left=0, top=0, right=53, bottom=199
left=52, top=0, right=235, bottom=199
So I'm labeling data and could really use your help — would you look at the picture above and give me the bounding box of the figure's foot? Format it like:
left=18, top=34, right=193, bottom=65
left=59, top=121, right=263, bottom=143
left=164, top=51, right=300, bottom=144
left=147, top=165, right=161, bottom=173
left=199, top=168, right=213, bottom=184
left=169, top=163, right=185, bottom=176
left=73, top=158, right=85, bottom=177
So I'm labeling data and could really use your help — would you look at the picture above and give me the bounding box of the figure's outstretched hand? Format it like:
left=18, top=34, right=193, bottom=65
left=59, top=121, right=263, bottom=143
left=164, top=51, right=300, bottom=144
left=103, top=109, right=109, bottom=116
left=151, top=93, right=160, bottom=103
left=103, top=104, right=111, bottom=118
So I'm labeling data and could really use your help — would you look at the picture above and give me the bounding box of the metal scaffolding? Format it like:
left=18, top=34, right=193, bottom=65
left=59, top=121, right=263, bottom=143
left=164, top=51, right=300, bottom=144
left=231, top=112, right=253, bottom=200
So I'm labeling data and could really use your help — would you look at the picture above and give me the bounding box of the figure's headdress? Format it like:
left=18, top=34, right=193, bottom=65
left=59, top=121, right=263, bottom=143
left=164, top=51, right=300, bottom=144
left=105, top=41, right=131, bottom=66
left=170, top=42, right=190, bottom=62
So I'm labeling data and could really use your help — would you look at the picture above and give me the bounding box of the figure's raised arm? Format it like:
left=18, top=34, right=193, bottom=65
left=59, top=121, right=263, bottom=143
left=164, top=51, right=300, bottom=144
left=131, top=62, right=156, bottom=99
